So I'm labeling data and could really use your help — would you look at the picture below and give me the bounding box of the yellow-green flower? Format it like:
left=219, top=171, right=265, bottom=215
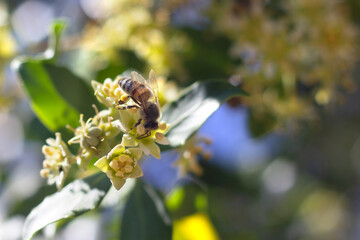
left=68, top=113, right=120, bottom=170
left=175, top=135, right=212, bottom=176
left=91, top=77, right=123, bottom=108
left=117, top=105, right=170, bottom=159
left=40, top=133, right=75, bottom=190
left=94, top=144, right=143, bottom=190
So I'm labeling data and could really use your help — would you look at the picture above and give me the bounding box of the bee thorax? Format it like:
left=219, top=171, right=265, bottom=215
left=142, top=102, right=160, bottom=121
left=144, top=121, right=158, bottom=130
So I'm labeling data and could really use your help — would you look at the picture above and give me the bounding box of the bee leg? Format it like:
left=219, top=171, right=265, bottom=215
left=131, top=118, right=142, bottom=130
left=117, top=105, right=140, bottom=110
left=137, top=131, right=151, bottom=139
left=115, top=95, right=130, bottom=105
left=130, top=96, right=141, bottom=106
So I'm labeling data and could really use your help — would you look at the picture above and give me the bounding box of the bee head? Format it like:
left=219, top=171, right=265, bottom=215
left=144, top=121, right=158, bottom=130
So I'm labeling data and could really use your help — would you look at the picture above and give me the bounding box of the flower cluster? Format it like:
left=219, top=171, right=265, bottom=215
left=213, top=0, right=358, bottom=128
left=82, top=0, right=173, bottom=76
left=94, top=144, right=143, bottom=190
left=82, top=0, right=358, bottom=132
left=40, top=70, right=170, bottom=191
left=175, top=135, right=212, bottom=176
left=40, top=133, right=75, bottom=190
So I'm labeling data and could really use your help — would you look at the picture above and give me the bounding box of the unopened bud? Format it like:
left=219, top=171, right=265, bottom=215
left=88, top=127, right=103, bottom=137
left=43, top=160, right=52, bottom=169
left=85, top=136, right=100, bottom=147
left=42, top=145, right=53, bottom=156
left=80, top=136, right=90, bottom=149
left=40, top=169, right=50, bottom=178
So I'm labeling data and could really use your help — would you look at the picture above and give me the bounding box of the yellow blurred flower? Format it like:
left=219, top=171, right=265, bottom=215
left=214, top=0, right=358, bottom=128
left=173, top=213, right=219, bottom=240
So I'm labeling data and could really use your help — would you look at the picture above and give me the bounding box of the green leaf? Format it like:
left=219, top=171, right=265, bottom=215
left=14, top=59, right=80, bottom=131
left=120, top=180, right=172, bottom=240
left=42, top=63, right=97, bottom=119
left=22, top=173, right=111, bottom=240
left=13, top=20, right=96, bottom=131
left=161, top=80, right=247, bottom=148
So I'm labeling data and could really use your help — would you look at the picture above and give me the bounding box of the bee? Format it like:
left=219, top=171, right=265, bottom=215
left=117, top=70, right=160, bottom=139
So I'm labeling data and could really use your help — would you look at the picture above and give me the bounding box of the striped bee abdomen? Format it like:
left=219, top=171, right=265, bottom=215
left=118, top=77, right=152, bottom=103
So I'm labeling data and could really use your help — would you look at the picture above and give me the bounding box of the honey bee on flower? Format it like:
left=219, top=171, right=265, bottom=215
left=117, top=70, right=162, bottom=139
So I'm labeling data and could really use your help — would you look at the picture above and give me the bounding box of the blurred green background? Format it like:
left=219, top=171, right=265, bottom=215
left=1, top=0, right=360, bottom=239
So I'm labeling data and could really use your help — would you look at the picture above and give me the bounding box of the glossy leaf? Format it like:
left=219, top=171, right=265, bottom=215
left=13, top=20, right=96, bottom=131
left=22, top=173, right=111, bottom=240
left=15, top=59, right=80, bottom=131
left=161, top=80, right=247, bottom=148
left=120, top=180, right=172, bottom=240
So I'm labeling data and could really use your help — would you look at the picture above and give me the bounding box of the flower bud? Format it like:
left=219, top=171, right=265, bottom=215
left=40, top=169, right=50, bottom=178
left=80, top=135, right=90, bottom=149
left=85, top=136, right=100, bottom=147
left=87, top=126, right=103, bottom=137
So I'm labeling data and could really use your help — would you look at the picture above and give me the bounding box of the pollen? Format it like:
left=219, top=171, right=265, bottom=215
left=158, top=121, right=167, bottom=130
left=118, top=155, right=133, bottom=163
left=155, top=132, right=165, bottom=141
left=120, top=95, right=129, bottom=102
left=110, top=155, right=134, bottom=176
left=124, top=165, right=133, bottom=173
left=109, top=160, right=120, bottom=171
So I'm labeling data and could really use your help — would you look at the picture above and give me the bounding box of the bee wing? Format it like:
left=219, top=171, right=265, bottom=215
left=148, top=69, right=160, bottom=108
left=131, top=71, right=147, bottom=85
left=131, top=70, right=159, bottom=104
